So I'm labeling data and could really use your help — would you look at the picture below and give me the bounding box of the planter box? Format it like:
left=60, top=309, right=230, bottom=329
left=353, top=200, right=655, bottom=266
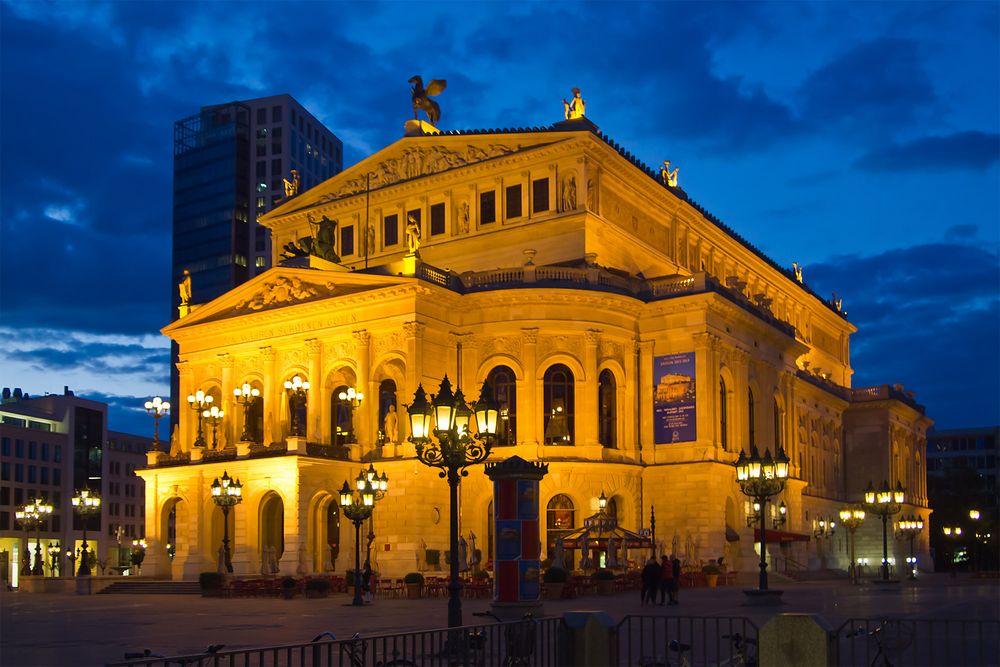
left=406, top=583, right=423, bottom=599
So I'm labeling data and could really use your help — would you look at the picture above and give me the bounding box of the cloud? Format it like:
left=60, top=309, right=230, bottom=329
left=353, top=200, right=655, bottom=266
left=855, top=131, right=1000, bottom=171
left=807, top=239, right=1000, bottom=428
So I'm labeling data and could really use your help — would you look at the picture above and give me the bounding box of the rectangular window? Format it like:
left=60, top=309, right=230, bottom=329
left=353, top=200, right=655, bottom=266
left=53, top=468, right=61, bottom=485
left=272, top=105, right=282, bottom=123
left=14, top=488, right=23, bottom=504
left=1, top=437, right=8, bottom=455
left=52, top=515, right=60, bottom=531
left=28, top=465, right=36, bottom=483
left=41, top=442, right=49, bottom=461
left=430, top=203, right=446, bottom=236
left=505, top=184, right=522, bottom=219
left=383, top=214, right=399, bottom=246
left=0, top=487, right=8, bottom=505
left=0, top=512, right=7, bottom=530
left=40, top=467, right=48, bottom=485
left=256, top=161, right=266, bottom=178
left=532, top=178, right=549, bottom=213
left=54, top=445, right=61, bottom=463
left=15, top=439, right=24, bottom=457
left=341, top=225, right=355, bottom=256
left=14, top=464, right=23, bottom=482
left=257, top=143, right=266, bottom=157
left=271, top=158, right=282, bottom=175
left=480, top=190, right=496, bottom=224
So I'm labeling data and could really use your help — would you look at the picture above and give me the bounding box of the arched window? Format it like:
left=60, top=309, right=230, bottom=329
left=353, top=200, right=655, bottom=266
left=605, top=496, right=618, bottom=523
left=547, top=494, right=576, bottom=569
left=326, top=502, right=341, bottom=570
left=719, top=379, right=728, bottom=451
left=598, top=369, right=617, bottom=448
left=487, top=366, right=517, bottom=446
left=747, top=387, right=756, bottom=446
left=378, top=379, right=397, bottom=442
left=331, top=385, right=354, bottom=445
left=773, top=398, right=781, bottom=450
left=240, top=380, right=264, bottom=444
left=543, top=364, right=575, bottom=445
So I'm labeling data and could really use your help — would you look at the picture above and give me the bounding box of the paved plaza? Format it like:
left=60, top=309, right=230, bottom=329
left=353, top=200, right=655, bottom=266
left=1, top=575, right=998, bottom=666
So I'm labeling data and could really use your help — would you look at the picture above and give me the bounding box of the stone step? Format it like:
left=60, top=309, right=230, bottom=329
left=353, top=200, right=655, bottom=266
left=97, top=580, right=201, bottom=595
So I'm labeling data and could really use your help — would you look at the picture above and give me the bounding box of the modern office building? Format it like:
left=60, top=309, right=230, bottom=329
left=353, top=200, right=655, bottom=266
left=0, top=388, right=150, bottom=586
left=142, top=97, right=931, bottom=582
left=170, top=94, right=344, bottom=414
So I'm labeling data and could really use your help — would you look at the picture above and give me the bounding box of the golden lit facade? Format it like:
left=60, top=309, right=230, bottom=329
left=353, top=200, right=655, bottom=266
left=139, top=120, right=932, bottom=581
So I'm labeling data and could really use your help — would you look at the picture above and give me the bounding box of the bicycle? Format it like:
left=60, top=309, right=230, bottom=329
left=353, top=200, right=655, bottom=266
left=845, top=620, right=915, bottom=667
left=717, top=633, right=757, bottom=667
left=637, top=639, right=692, bottom=667
left=123, top=644, right=225, bottom=666
left=311, top=631, right=416, bottom=667
left=470, top=611, right=538, bottom=667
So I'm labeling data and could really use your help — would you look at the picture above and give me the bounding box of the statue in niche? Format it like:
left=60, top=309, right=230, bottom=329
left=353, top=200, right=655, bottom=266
left=366, top=224, right=376, bottom=256
left=660, top=160, right=679, bottom=187
left=562, top=87, right=586, bottom=119
left=409, top=75, right=447, bottom=126
left=383, top=405, right=398, bottom=445
left=282, top=169, right=301, bottom=198
left=458, top=201, right=470, bottom=234
left=178, top=269, right=192, bottom=306
left=308, top=215, right=339, bottom=262
left=406, top=213, right=422, bottom=254
left=561, top=174, right=577, bottom=211
left=586, top=177, right=597, bottom=211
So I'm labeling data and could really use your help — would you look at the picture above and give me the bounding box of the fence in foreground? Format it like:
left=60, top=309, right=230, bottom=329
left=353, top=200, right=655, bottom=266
left=834, top=617, right=1000, bottom=667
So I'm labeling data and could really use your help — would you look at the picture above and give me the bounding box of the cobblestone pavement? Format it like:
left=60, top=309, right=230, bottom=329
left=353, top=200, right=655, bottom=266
left=1, top=574, right=997, bottom=666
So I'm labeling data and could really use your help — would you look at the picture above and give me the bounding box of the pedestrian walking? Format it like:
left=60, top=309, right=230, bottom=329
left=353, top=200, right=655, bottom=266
left=362, top=559, right=373, bottom=603
left=658, top=554, right=673, bottom=605
left=641, top=557, right=661, bottom=605
left=668, top=554, right=681, bottom=605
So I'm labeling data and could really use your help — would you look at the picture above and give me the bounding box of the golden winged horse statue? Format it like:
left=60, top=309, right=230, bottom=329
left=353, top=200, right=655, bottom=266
left=409, top=75, right=447, bottom=126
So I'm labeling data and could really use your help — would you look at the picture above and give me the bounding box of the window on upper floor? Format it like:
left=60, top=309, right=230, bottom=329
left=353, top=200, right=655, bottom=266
left=774, top=399, right=782, bottom=450
left=487, top=366, right=517, bottom=447
left=430, top=202, right=446, bottom=236
left=543, top=364, right=575, bottom=445
left=748, top=388, right=756, bottom=446
left=341, top=225, right=354, bottom=256
left=480, top=190, right=496, bottom=225
left=384, top=214, right=399, bottom=247
left=719, top=379, right=728, bottom=451
left=505, top=184, right=522, bottom=219
left=532, top=178, right=549, bottom=213
left=256, top=108, right=267, bottom=124
left=598, top=369, right=617, bottom=448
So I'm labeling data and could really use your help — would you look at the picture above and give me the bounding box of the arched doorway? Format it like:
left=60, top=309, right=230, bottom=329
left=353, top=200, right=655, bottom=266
left=546, top=494, right=576, bottom=569
left=160, top=497, right=186, bottom=579
left=308, top=492, right=342, bottom=572
left=331, top=384, right=356, bottom=446
left=260, top=493, right=285, bottom=571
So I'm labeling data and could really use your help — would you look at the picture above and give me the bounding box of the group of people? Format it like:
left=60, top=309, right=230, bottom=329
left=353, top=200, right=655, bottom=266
left=640, top=554, right=681, bottom=605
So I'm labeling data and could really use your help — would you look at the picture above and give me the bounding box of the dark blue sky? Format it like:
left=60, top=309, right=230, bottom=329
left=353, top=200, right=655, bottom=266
left=1, top=1, right=997, bottom=436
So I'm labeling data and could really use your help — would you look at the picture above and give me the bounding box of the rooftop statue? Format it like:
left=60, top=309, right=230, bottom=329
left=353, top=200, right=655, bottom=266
left=178, top=269, right=192, bottom=306
left=282, top=169, right=301, bottom=198
left=793, top=262, right=804, bottom=283
left=660, top=160, right=679, bottom=188
left=409, top=75, right=447, bottom=126
left=309, top=214, right=339, bottom=263
left=563, top=87, right=586, bottom=120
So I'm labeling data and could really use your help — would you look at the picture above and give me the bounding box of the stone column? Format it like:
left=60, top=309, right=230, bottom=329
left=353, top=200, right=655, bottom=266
left=306, top=338, right=322, bottom=442
left=177, top=361, right=193, bottom=454
left=693, top=333, right=716, bottom=448
left=402, top=322, right=425, bottom=448
left=521, top=328, right=539, bottom=446
left=353, top=331, right=372, bottom=453
left=638, top=340, right=654, bottom=462
left=581, top=330, right=601, bottom=447
left=220, top=354, right=234, bottom=448
left=261, top=346, right=277, bottom=445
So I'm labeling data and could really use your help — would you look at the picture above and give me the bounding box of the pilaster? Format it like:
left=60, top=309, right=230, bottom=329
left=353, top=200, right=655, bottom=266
left=521, top=328, right=539, bottom=446
left=353, top=331, right=372, bottom=452
left=176, top=361, right=192, bottom=454
left=306, top=338, right=322, bottom=442
left=638, top=339, right=654, bottom=463
left=403, top=321, right=425, bottom=442
left=219, top=354, right=234, bottom=448
left=580, top=329, right=600, bottom=447
left=261, top=346, right=277, bottom=444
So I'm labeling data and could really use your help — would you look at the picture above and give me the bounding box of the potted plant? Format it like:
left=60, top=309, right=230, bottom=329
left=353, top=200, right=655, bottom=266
left=702, top=562, right=721, bottom=588
left=543, top=566, right=568, bottom=599
left=305, top=577, right=331, bottom=598
left=280, top=575, right=298, bottom=599
left=426, top=549, right=441, bottom=571
left=592, top=568, right=615, bottom=596
left=199, top=571, right=225, bottom=597
left=403, top=572, right=424, bottom=599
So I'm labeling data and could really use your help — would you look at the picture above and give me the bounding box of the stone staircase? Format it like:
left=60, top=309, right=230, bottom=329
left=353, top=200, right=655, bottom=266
left=97, top=580, right=201, bottom=595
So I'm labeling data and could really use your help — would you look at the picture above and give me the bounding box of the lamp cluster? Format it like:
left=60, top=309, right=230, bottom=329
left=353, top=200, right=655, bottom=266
left=71, top=488, right=101, bottom=576
left=16, top=498, right=54, bottom=576
left=340, top=464, right=389, bottom=606
left=863, top=479, right=906, bottom=581
left=814, top=516, right=837, bottom=538
left=284, top=375, right=310, bottom=437
left=234, top=383, right=262, bottom=442
left=210, top=471, right=244, bottom=507
left=144, top=396, right=170, bottom=451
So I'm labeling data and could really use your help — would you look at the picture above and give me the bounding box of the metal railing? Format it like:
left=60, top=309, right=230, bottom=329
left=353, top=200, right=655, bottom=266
left=615, top=615, right=759, bottom=667
left=108, top=616, right=564, bottom=667
left=835, top=618, right=1000, bottom=666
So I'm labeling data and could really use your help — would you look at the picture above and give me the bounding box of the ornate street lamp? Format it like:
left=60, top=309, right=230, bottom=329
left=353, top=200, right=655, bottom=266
left=131, top=538, right=147, bottom=575
left=71, top=489, right=101, bottom=576
left=896, top=515, right=924, bottom=580
left=814, top=516, right=836, bottom=539
left=187, top=390, right=214, bottom=448
left=839, top=505, right=866, bottom=584
left=340, top=465, right=388, bottom=606
left=284, top=375, right=310, bottom=437
left=942, top=525, right=963, bottom=576
left=210, top=471, right=243, bottom=573
left=47, top=542, right=61, bottom=577
left=735, top=444, right=789, bottom=592
left=15, top=499, right=51, bottom=576
left=203, top=405, right=225, bottom=449
left=144, top=396, right=170, bottom=452
left=336, top=386, right=365, bottom=446
left=233, top=384, right=261, bottom=443
left=863, top=480, right=905, bottom=581
left=407, top=376, right=498, bottom=627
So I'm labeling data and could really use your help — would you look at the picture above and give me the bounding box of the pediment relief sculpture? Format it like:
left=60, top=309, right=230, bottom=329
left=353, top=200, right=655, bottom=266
left=236, top=276, right=336, bottom=312
left=319, top=144, right=521, bottom=202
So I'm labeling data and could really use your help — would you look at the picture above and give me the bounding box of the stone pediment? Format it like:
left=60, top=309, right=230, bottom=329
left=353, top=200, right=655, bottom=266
left=234, top=274, right=337, bottom=313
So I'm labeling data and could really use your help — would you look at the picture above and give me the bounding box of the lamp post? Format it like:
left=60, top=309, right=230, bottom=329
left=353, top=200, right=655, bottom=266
left=969, top=509, right=980, bottom=573
left=943, top=526, right=963, bottom=576
left=407, top=376, right=498, bottom=628
left=48, top=542, right=61, bottom=577
left=284, top=375, right=310, bottom=437
left=131, top=538, right=147, bottom=575
left=187, top=390, right=213, bottom=448
left=144, top=396, right=170, bottom=452
left=863, top=480, right=905, bottom=582
left=896, top=515, right=923, bottom=580
left=71, top=489, right=101, bottom=576
left=29, top=498, right=52, bottom=575
left=735, top=444, right=789, bottom=592
left=839, top=505, right=866, bottom=584
left=336, top=387, right=364, bottom=446
left=233, top=384, right=261, bottom=443
left=340, top=465, right=388, bottom=606
left=15, top=500, right=49, bottom=576
left=210, top=471, right=243, bottom=573
left=203, top=405, right=225, bottom=449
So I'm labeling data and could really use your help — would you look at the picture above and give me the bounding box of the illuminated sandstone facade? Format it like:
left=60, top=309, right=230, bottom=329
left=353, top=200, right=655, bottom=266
left=139, top=120, right=932, bottom=581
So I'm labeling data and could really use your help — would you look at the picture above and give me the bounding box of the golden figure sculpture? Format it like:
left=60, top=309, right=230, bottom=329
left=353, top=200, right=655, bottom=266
left=409, top=76, right=447, bottom=126
left=283, top=169, right=301, bottom=198
left=661, top=161, right=679, bottom=188
left=793, top=262, right=804, bottom=283
left=178, top=269, right=192, bottom=306
left=563, top=87, right=586, bottom=120
left=406, top=213, right=422, bottom=254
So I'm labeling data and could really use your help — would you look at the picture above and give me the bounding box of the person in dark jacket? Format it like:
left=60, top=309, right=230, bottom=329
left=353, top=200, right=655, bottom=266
left=640, top=557, right=661, bottom=605
left=668, top=555, right=681, bottom=605
left=658, top=555, right=673, bottom=605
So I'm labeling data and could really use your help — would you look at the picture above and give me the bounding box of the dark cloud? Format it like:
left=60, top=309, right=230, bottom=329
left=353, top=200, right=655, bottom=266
left=855, top=131, right=1000, bottom=171
left=807, top=240, right=1000, bottom=428
left=6, top=340, right=167, bottom=380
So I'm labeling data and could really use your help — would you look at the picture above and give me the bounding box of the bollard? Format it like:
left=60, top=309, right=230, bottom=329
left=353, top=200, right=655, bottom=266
left=759, top=613, right=835, bottom=667
left=559, top=611, right=616, bottom=667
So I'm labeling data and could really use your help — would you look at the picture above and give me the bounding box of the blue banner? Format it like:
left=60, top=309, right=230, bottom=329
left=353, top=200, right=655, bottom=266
left=653, top=352, right=697, bottom=443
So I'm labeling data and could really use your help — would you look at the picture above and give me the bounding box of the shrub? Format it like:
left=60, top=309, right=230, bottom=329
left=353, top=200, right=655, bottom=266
left=471, top=569, right=490, bottom=580
left=305, top=578, right=331, bottom=593
left=702, top=563, right=721, bottom=575
left=592, top=568, right=616, bottom=581
left=199, top=572, right=225, bottom=590
left=403, top=572, right=425, bottom=585
left=425, top=549, right=441, bottom=566
left=543, top=567, right=569, bottom=583
left=281, top=576, right=297, bottom=589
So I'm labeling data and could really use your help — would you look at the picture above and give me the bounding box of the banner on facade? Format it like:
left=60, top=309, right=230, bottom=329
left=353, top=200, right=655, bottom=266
left=653, top=352, right=696, bottom=443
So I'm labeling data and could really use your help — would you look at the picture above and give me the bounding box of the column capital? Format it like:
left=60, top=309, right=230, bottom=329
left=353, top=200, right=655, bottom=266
left=352, top=330, right=371, bottom=347
left=218, top=353, right=234, bottom=368
left=176, top=360, right=192, bottom=377
left=305, top=338, right=323, bottom=355
left=521, top=327, right=539, bottom=345
left=402, top=321, right=425, bottom=339
left=260, top=346, right=276, bottom=362
left=584, top=329, right=602, bottom=346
